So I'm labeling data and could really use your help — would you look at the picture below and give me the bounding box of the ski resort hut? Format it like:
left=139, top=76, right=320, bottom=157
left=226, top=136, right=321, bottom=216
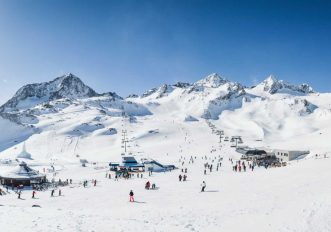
left=120, top=156, right=144, bottom=172
left=109, top=162, right=120, bottom=171
left=0, top=162, right=46, bottom=186
left=239, top=148, right=280, bottom=166
left=242, top=149, right=268, bottom=160
left=273, top=149, right=310, bottom=162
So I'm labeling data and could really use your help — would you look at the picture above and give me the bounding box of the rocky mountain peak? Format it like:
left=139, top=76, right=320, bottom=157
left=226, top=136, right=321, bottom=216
left=194, top=73, right=228, bottom=88
left=0, top=73, right=98, bottom=112
left=258, top=75, right=314, bottom=95
left=261, top=75, right=283, bottom=94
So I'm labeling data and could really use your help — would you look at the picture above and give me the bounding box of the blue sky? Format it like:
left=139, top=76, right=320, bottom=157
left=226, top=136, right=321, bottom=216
left=0, top=0, right=331, bottom=103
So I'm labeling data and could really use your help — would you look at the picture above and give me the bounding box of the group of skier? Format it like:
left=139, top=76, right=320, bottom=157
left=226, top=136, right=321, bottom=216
left=145, top=181, right=156, bottom=190
left=233, top=160, right=255, bottom=172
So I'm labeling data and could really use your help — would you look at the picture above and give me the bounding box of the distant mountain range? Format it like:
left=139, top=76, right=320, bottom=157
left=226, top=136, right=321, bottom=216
left=0, top=72, right=317, bottom=121
left=0, top=72, right=329, bottom=161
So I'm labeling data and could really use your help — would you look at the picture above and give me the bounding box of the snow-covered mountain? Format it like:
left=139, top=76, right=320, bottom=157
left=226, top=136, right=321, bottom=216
left=0, top=73, right=330, bottom=162
left=0, top=73, right=98, bottom=112
left=0, top=73, right=330, bottom=232
left=251, top=75, right=314, bottom=95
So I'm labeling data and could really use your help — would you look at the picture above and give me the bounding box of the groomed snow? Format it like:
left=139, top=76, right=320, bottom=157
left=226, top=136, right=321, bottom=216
left=0, top=144, right=330, bottom=232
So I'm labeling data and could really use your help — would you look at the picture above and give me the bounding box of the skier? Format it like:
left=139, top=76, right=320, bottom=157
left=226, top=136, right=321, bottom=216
left=129, top=190, right=134, bottom=202
left=17, top=190, right=21, bottom=199
left=201, top=181, right=206, bottom=192
left=145, top=181, right=150, bottom=190
left=183, top=175, right=187, bottom=181
left=32, top=190, right=36, bottom=199
left=51, top=189, right=55, bottom=197
left=94, top=180, right=97, bottom=186
left=59, top=189, right=62, bottom=196
left=179, top=174, right=182, bottom=181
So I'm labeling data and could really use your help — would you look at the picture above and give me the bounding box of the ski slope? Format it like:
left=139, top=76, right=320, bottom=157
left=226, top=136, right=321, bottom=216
left=0, top=137, right=330, bottom=232
left=0, top=74, right=331, bottom=231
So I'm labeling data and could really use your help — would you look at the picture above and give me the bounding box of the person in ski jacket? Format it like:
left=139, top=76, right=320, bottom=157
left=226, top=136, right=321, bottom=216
left=129, top=190, right=134, bottom=202
left=201, top=181, right=206, bottom=192
left=32, top=191, right=36, bottom=198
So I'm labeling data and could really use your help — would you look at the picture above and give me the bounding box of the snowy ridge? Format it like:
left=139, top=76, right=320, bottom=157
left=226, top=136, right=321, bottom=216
left=194, top=73, right=228, bottom=88
left=0, top=72, right=330, bottom=163
left=253, top=75, right=314, bottom=95
left=0, top=73, right=98, bottom=112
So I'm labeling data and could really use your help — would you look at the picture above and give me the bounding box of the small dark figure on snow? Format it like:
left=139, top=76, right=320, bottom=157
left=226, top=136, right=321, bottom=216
left=201, top=181, right=206, bottom=192
left=145, top=181, right=151, bottom=190
left=129, top=190, right=134, bottom=202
